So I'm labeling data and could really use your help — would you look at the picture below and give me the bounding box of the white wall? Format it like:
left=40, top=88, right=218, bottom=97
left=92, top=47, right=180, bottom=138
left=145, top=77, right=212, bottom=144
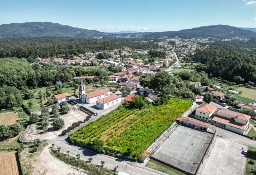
left=55, top=97, right=71, bottom=103
left=225, top=125, right=244, bottom=135
left=97, top=98, right=122, bottom=109
left=195, top=110, right=210, bottom=121
left=86, top=92, right=111, bottom=104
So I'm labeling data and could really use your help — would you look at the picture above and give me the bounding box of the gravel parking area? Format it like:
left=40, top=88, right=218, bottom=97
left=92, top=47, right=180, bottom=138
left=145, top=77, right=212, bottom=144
left=197, top=137, right=247, bottom=175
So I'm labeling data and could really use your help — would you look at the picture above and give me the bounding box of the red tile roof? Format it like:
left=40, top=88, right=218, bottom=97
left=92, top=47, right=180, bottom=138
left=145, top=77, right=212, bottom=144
left=54, top=93, right=71, bottom=100
left=119, top=82, right=136, bottom=87
left=212, top=91, right=225, bottom=97
left=97, top=95, right=120, bottom=104
left=212, top=116, right=246, bottom=130
left=86, top=88, right=110, bottom=99
left=114, top=72, right=126, bottom=76
left=177, top=117, right=210, bottom=128
left=124, top=94, right=136, bottom=102
left=217, top=108, right=251, bottom=122
left=196, top=103, right=217, bottom=113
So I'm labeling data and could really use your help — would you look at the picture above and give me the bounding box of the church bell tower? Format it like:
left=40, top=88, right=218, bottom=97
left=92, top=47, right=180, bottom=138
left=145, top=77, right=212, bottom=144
left=79, top=82, right=86, bottom=103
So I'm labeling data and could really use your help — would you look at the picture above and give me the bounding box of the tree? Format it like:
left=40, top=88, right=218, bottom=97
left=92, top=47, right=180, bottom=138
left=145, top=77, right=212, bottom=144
left=204, top=92, right=213, bottom=103
left=129, top=96, right=147, bottom=109
left=240, top=109, right=256, bottom=117
left=52, top=118, right=64, bottom=130
left=92, top=139, right=104, bottom=153
left=60, top=102, right=69, bottom=114
left=29, top=113, right=39, bottom=124
left=23, top=89, right=34, bottom=100
left=150, top=71, right=172, bottom=92
left=0, top=125, right=11, bottom=141
left=120, top=86, right=131, bottom=97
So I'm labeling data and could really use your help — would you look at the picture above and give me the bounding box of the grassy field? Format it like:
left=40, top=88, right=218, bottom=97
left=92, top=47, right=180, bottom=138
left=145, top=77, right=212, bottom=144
left=235, top=95, right=255, bottom=104
left=69, top=98, right=192, bottom=157
left=146, top=159, right=185, bottom=175
left=0, top=137, right=21, bottom=151
left=237, top=87, right=256, bottom=102
left=247, top=128, right=256, bottom=139
left=23, top=85, right=74, bottom=112
left=171, top=68, right=194, bottom=73
left=0, top=151, right=20, bottom=175
left=0, top=112, right=17, bottom=125
left=245, top=147, right=256, bottom=175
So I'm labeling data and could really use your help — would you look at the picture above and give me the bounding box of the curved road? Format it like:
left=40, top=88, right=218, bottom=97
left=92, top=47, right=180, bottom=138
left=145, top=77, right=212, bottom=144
left=165, top=49, right=179, bottom=72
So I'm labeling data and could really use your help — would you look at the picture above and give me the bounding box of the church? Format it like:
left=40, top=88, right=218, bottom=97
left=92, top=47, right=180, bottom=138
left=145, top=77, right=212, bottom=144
left=79, top=82, right=111, bottom=104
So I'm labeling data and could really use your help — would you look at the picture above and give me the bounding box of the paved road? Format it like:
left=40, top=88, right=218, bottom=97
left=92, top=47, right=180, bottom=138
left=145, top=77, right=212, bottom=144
left=43, top=103, right=167, bottom=175
left=165, top=49, right=179, bottom=72
left=48, top=137, right=166, bottom=175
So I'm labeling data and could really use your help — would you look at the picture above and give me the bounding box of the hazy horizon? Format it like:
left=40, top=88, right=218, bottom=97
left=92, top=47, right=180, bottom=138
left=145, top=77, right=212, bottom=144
left=0, top=0, right=255, bottom=32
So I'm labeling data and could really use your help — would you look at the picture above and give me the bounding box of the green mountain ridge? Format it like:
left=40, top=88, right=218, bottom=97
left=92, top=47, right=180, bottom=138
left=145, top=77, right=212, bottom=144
left=0, top=22, right=107, bottom=38
left=0, top=22, right=255, bottom=39
left=140, top=25, right=256, bottom=39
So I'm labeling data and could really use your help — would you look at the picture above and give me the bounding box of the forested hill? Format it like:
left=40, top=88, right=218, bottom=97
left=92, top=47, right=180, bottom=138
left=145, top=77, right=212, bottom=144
left=192, top=41, right=256, bottom=84
left=0, top=22, right=108, bottom=38
left=1, top=23, right=256, bottom=40
left=140, top=25, right=256, bottom=39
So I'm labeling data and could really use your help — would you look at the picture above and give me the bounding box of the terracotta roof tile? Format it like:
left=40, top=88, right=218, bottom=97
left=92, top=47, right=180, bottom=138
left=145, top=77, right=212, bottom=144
left=54, top=93, right=71, bottom=100
left=212, top=91, right=225, bottom=97
left=196, top=103, right=217, bottom=113
left=97, top=95, right=120, bottom=104
left=124, top=94, right=136, bottom=102
left=86, top=88, right=110, bottom=99
left=177, top=117, right=210, bottom=128
left=217, top=108, right=251, bottom=121
left=212, top=116, right=246, bottom=130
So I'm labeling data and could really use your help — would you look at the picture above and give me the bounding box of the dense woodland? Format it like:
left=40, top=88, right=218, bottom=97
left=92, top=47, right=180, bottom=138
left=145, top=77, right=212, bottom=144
left=0, top=37, right=159, bottom=58
left=192, top=41, right=256, bottom=84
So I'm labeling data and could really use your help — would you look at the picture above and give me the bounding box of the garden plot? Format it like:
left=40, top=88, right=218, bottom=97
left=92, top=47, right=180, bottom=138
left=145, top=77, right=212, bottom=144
left=0, top=151, right=20, bottom=175
left=0, top=112, right=17, bottom=125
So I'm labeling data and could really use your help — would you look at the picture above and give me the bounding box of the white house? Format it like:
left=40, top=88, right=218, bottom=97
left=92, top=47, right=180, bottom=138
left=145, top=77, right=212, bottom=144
left=189, top=82, right=201, bottom=88
left=104, top=60, right=119, bottom=67
left=108, top=75, right=120, bottom=83
left=54, top=93, right=71, bottom=103
left=195, top=103, right=217, bottom=122
left=96, top=95, right=122, bottom=109
left=85, top=88, right=111, bottom=104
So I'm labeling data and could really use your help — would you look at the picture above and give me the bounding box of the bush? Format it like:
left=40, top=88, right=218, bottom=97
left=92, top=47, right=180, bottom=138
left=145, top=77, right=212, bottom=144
left=52, top=118, right=64, bottom=130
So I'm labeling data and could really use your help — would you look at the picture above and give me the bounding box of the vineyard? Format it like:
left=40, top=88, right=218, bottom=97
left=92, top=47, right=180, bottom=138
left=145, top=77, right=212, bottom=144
left=69, top=98, right=191, bottom=158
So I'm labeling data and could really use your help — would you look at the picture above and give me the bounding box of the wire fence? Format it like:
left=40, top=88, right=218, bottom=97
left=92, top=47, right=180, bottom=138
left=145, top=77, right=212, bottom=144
left=151, top=131, right=215, bottom=175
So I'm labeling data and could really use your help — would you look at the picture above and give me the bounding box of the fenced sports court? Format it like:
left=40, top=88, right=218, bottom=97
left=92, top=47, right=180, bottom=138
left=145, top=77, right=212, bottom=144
left=151, top=125, right=214, bottom=175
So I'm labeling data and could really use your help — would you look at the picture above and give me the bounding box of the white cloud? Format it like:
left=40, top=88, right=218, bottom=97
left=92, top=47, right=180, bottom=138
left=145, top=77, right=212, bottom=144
left=243, top=0, right=256, bottom=5
left=247, top=1, right=256, bottom=5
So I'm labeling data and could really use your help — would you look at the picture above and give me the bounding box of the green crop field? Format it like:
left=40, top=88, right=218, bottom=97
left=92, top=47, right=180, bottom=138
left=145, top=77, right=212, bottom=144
left=69, top=98, right=191, bottom=158
left=237, top=87, right=256, bottom=101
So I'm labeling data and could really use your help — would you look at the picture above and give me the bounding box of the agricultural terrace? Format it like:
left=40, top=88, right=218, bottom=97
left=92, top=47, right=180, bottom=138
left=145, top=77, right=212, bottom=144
left=0, top=151, right=20, bottom=175
left=69, top=98, right=191, bottom=158
left=0, top=112, right=17, bottom=125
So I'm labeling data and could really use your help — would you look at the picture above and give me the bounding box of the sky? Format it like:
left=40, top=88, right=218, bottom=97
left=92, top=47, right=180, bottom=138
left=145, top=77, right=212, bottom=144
left=0, top=0, right=255, bottom=32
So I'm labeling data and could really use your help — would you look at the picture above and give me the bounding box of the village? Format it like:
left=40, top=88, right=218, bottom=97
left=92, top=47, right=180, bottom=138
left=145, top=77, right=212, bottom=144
left=1, top=38, right=256, bottom=175
left=26, top=41, right=256, bottom=175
